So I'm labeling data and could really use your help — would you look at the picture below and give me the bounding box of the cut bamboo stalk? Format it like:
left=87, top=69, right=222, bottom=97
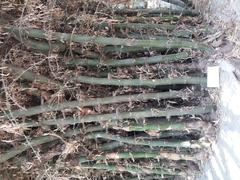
left=1, top=90, right=192, bottom=119
left=103, top=46, right=163, bottom=54
left=72, top=75, right=207, bottom=87
left=22, top=106, right=214, bottom=127
left=0, top=135, right=58, bottom=164
left=79, top=151, right=202, bottom=162
left=113, top=8, right=199, bottom=16
left=80, top=163, right=184, bottom=176
left=85, top=132, right=206, bottom=149
left=4, top=64, right=63, bottom=88
left=3, top=26, right=214, bottom=54
left=65, top=51, right=190, bottom=67
left=96, top=22, right=176, bottom=31
left=100, top=141, right=124, bottom=151
left=110, top=121, right=211, bottom=133
left=22, top=38, right=66, bottom=52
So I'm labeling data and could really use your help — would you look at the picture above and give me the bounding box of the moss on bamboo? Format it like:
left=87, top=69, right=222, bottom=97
left=65, top=52, right=190, bottom=67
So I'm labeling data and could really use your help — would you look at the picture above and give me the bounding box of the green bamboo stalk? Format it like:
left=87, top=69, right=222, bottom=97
left=96, top=22, right=176, bottom=31
left=65, top=51, right=190, bottom=67
left=85, top=132, right=206, bottom=149
left=4, top=64, right=63, bottom=88
left=0, top=125, right=104, bottom=164
left=0, top=135, right=58, bottom=164
left=80, top=151, right=203, bottom=163
left=72, top=75, right=207, bottom=87
left=111, top=121, right=211, bottom=133
left=1, top=90, right=191, bottom=119
left=103, top=46, right=163, bottom=54
left=113, top=8, right=198, bottom=16
left=21, top=38, right=66, bottom=52
left=3, top=26, right=214, bottom=54
left=80, top=163, right=183, bottom=176
left=100, top=141, right=124, bottom=151
left=22, top=106, right=214, bottom=127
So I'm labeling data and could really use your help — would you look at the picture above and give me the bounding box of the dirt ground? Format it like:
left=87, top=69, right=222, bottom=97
left=193, top=0, right=240, bottom=179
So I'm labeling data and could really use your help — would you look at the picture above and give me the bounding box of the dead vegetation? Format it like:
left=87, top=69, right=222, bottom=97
left=0, top=0, right=217, bottom=179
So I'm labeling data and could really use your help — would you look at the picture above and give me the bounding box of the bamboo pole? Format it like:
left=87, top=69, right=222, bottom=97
left=4, top=64, right=63, bottom=88
left=110, top=121, right=211, bottom=133
left=113, top=8, right=198, bottom=16
left=22, top=106, right=214, bottom=127
left=1, top=90, right=192, bottom=119
left=85, top=132, right=206, bottom=149
left=0, top=135, right=58, bottom=164
left=3, top=26, right=214, bottom=54
left=65, top=51, right=190, bottom=67
left=96, top=22, right=176, bottom=31
left=72, top=75, right=207, bottom=87
left=79, top=151, right=203, bottom=163
left=80, top=163, right=184, bottom=176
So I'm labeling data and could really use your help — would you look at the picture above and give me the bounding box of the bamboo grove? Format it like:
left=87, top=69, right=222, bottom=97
left=0, top=0, right=216, bottom=179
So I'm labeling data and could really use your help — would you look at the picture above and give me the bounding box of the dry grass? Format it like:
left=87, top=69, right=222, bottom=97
left=0, top=0, right=217, bottom=179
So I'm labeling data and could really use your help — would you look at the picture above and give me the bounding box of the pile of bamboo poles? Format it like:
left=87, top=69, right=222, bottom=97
left=0, top=0, right=215, bottom=179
